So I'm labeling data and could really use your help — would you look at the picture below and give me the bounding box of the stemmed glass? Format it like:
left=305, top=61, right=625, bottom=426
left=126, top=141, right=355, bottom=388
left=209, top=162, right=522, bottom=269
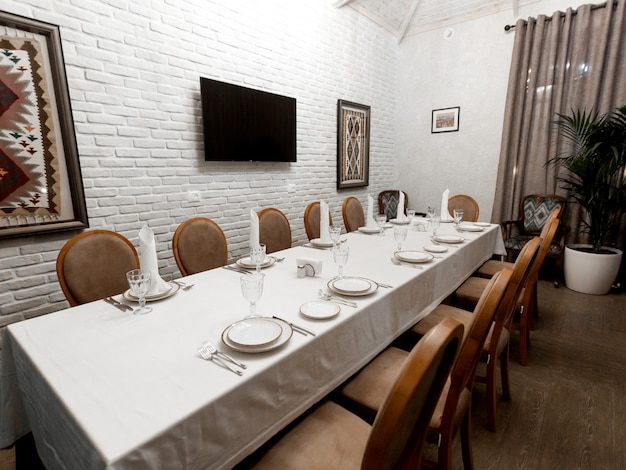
left=375, top=215, right=387, bottom=236
left=250, top=243, right=267, bottom=272
left=453, top=209, right=464, bottom=227
left=394, top=225, right=408, bottom=251
left=126, top=269, right=152, bottom=315
left=431, top=216, right=441, bottom=237
left=332, top=244, right=349, bottom=278
left=427, top=206, right=436, bottom=230
left=241, top=272, right=264, bottom=318
left=407, top=209, right=416, bottom=221
left=329, top=226, right=342, bottom=245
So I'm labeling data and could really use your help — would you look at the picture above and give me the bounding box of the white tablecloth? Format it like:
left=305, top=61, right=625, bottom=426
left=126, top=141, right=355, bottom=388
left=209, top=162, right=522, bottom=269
left=0, top=223, right=504, bottom=469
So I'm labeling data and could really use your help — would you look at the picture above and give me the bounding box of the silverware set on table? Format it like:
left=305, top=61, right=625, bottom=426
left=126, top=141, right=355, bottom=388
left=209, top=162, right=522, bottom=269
left=198, top=341, right=247, bottom=375
left=318, top=290, right=358, bottom=308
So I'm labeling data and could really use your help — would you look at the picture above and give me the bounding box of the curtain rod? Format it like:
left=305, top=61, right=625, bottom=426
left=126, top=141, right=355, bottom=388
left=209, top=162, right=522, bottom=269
left=504, top=0, right=615, bottom=31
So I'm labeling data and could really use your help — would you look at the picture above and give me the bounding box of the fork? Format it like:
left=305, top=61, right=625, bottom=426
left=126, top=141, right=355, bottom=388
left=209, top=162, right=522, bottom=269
left=198, top=345, right=243, bottom=375
left=318, top=290, right=358, bottom=308
left=390, top=257, right=424, bottom=270
left=173, top=280, right=194, bottom=291
left=203, top=341, right=247, bottom=369
left=270, top=255, right=285, bottom=262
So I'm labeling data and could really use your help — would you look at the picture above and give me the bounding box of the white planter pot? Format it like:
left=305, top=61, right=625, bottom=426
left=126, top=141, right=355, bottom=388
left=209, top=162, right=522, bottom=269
left=564, top=244, right=623, bottom=295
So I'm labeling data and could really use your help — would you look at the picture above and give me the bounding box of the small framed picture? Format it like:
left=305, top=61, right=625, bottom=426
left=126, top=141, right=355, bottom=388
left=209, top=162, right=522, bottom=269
left=431, top=107, right=460, bottom=133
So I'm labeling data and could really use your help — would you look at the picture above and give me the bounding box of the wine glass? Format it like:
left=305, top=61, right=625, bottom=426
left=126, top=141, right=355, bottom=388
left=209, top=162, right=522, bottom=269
left=453, top=209, right=464, bottom=227
left=332, top=244, right=349, bottom=278
left=241, top=272, right=264, bottom=318
left=426, top=206, right=436, bottom=230
left=375, top=214, right=387, bottom=236
left=431, top=216, right=441, bottom=237
left=394, top=225, right=408, bottom=251
left=126, top=269, right=152, bottom=315
left=329, top=226, right=342, bottom=245
left=406, top=209, right=415, bottom=221
left=250, top=244, right=267, bottom=272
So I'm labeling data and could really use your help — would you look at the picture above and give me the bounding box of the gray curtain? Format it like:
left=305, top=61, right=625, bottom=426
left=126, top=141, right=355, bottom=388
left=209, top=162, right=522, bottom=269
left=492, top=0, right=626, bottom=245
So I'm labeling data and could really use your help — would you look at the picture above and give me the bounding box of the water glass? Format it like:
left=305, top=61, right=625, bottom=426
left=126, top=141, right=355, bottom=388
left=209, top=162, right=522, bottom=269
left=126, top=269, right=153, bottom=315
left=329, top=226, right=342, bottom=245
left=250, top=244, right=266, bottom=272
left=453, top=209, right=464, bottom=227
left=241, top=272, right=264, bottom=318
left=407, top=209, right=416, bottom=220
left=394, top=225, right=408, bottom=251
left=427, top=206, right=436, bottom=219
left=431, top=216, right=441, bottom=236
left=332, top=244, right=349, bottom=278
left=375, top=214, right=387, bottom=236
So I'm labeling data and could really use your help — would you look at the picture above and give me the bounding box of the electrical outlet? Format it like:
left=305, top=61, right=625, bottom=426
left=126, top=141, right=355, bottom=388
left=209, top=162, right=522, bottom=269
left=189, top=191, right=201, bottom=202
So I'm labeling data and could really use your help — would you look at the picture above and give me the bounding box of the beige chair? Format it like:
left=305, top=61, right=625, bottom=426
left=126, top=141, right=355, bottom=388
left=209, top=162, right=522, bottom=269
left=258, top=207, right=292, bottom=254
left=448, top=194, right=479, bottom=222
left=412, top=237, right=541, bottom=431
left=303, top=201, right=333, bottom=241
left=338, top=269, right=512, bottom=469
left=56, top=230, right=139, bottom=306
left=243, top=318, right=464, bottom=470
left=342, top=196, right=365, bottom=233
left=172, top=217, right=228, bottom=276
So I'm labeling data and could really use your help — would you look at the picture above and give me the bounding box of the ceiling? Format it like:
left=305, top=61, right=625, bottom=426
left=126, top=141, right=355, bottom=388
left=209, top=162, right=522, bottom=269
left=334, top=0, right=534, bottom=42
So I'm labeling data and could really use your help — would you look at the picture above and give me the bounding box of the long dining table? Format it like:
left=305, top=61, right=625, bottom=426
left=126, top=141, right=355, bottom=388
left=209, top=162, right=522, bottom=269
left=0, top=220, right=504, bottom=469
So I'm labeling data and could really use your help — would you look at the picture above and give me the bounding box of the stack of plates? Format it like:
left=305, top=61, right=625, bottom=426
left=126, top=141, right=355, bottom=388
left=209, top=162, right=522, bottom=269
left=394, top=250, right=434, bottom=263
left=474, top=222, right=491, bottom=227
left=236, top=256, right=276, bottom=269
left=456, top=223, right=483, bottom=232
left=310, top=238, right=334, bottom=248
left=390, top=218, right=410, bottom=225
left=432, top=234, right=465, bottom=244
left=357, top=226, right=381, bottom=234
left=222, top=317, right=292, bottom=353
left=327, top=277, right=378, bottom=296
left=123, top=282, right=180, bottom=302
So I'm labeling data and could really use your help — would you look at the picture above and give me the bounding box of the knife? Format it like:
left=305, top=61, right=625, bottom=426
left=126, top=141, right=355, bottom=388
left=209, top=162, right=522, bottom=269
left=104, top=296, right=131, bottom=311
left=272, top=316, right=316, bottom=336
left=222, top=265, right=252, bottom=275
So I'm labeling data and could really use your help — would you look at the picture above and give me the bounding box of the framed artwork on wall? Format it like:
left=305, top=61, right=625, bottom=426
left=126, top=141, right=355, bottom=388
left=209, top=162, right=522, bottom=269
left=0, top=11, right=88, bottom=239
left=337, top=99, right=370, bottom=189
left=431, top=106, right=460, bottom=133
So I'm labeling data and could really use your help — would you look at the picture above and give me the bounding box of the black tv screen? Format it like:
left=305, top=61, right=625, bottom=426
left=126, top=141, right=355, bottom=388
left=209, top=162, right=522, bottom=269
left=200, top=78, right=296, bottom=162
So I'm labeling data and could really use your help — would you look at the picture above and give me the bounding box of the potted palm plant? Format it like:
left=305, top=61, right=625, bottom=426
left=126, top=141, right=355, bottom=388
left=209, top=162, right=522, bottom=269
left=548, top=105, right=626, bottom=294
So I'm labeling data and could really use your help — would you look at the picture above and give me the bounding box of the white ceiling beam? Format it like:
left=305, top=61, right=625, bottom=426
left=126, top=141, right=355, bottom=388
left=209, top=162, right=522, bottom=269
left=333, top=0, right=355, bottom=8
left=397, top=0, right=423, bottom=43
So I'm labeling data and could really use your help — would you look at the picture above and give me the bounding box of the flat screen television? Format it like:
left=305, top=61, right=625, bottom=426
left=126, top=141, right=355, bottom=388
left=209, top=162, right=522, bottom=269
left=200, top=78, right=296, bottom=162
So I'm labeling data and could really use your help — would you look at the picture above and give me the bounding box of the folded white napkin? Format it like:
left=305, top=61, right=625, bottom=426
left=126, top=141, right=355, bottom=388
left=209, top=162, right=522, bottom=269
left=249, top=209, right=260, bottom=249
left=319, top=201, right=331, bottom=243
left=366, top=194, right=378, bottom=228
left=396, top=192, right=407, bottom=221
left=440, top=189, right=452, bottom=221
left=138, top=226, right=171, bottom=295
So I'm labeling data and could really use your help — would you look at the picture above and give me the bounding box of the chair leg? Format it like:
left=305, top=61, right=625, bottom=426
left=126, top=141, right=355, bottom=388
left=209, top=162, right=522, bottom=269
left=486, top=355, right=497, bottom=432
left=528, top=284, right=538, bottom=330
left=460, top=410, right=475, bottom=470
left=518, top=307, right=529, bottom=366
left=500, top=345, right=511, bottom=400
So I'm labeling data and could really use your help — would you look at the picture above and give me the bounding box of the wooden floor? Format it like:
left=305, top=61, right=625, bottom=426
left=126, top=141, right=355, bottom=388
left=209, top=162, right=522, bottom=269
left=2, top=278, right=624, bottom=469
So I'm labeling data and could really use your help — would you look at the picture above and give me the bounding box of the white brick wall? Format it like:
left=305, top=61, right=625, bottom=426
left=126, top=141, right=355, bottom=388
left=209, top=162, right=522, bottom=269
left=0, top=0, right=397, bottom=328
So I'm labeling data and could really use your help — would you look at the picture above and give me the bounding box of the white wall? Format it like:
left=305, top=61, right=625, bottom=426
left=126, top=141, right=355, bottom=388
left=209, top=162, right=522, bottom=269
left=395, top=0, right=579, bottom=221
left=0, top=0, right=398, bottom=326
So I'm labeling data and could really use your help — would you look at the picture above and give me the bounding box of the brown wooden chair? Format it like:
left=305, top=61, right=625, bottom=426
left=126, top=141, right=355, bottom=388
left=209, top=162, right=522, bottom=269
left=258, top=207, right=292, bottom=254
left=56, top=230, right=139, bottom=306
left=448, top=194, right=480, bottom=222
left=342, top=196, right=365, bottom=233
left=455, top=217, right=560, bottom=366
left=499, top=194, right=567, bottom=286
left=338, top=269, right=512, bottom=470
left=303, top=201, right=333, bottom=241
left=243, top=318, right=464, bottom=470
left=412, top=237, right=541, bottom=431
left=172, top=217, right=228, bottom=276
left=378, top=190, right=408, bottom=220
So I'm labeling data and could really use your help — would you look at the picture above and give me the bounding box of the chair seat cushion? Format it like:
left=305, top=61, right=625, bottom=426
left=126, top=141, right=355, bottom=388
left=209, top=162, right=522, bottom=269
left=481, top=324, right=510, bottom=361
left=475, top=259, right=513, bottom=278
left=412, top=305, right=473, bottom=344
left=505, top=235, right=562, bottom=256
left=453, top=276, right=490, bottom=311
left=250, top=401, right=370, bottom=469
left=426, top=381, right=472, bottom=444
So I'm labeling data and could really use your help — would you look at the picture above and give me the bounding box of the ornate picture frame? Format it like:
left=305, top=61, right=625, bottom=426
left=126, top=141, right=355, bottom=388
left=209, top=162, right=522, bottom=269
left=0, top=11, right=88, bottom=239
left=337, top=99, right=370, bottom=189
left=431, top=106, right=460, bottom=133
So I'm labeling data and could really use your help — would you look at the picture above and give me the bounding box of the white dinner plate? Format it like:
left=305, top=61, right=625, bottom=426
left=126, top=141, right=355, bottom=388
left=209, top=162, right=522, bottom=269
left=329, top=277, right=372, bottom=294
left=222, top=317, right=293, bottom=353
left=474, top=222, right=491, bottom=227
left=226, top=318, right=283, bottom=347
left=456, top=224, right=483, bottom=232
left=394, top=250, right=434, bottom=263
left=433, top=234, right=465, bottom=244
left=310, top=238, right=334, bottom=248
left=299, top=301, right=341, bottom=320
left=390, top=218, right=410, bottom=225
left=358, top=226, right=382, bottom=234
left=440, top=218, right=455, bottom=223
left=236, top=256, right=276, bottom=269
left=423, top=244, right=448, bottom=253
left=123, top=282, right=180, bottom=302
left=327, top=277, right=378, bottom=297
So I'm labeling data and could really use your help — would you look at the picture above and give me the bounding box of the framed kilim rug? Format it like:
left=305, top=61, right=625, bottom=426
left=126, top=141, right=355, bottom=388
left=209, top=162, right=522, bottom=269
left=337, top=99, right=370, bottom=189
left=0, top=11, right=87, bottom=238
